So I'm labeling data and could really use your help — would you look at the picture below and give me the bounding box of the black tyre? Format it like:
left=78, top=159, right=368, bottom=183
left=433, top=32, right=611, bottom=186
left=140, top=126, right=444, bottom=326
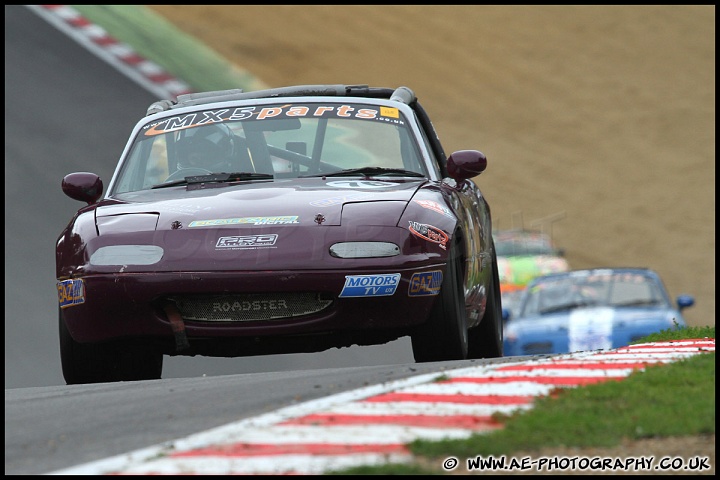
left=59, top=308, right=163, bottom=384
left=117, top=342, right=164, bottom=382
left=411, top=240, right=469, bottom=362
left=467, top=242, right=504, bottom=358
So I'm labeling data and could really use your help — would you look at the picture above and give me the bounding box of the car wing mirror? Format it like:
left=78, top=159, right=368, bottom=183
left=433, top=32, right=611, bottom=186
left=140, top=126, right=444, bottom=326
left=62, top=172, right=103, bottom=204
left=676, top=294, right=695, bottom=311
left=446, top=150, right=487, bottom=181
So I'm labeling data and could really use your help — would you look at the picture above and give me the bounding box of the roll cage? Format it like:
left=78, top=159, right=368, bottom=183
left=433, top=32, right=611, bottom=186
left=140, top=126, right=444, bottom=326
left=146, top=85, right=450, bottom=178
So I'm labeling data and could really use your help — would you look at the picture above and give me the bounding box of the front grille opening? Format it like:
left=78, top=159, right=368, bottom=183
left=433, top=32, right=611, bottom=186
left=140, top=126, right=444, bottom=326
left=168, top=293, right=334, bottom=322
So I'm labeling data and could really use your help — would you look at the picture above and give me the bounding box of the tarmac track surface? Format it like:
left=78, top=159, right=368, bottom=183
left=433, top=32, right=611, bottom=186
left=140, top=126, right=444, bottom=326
left=48, top=339, right=715, bottom=475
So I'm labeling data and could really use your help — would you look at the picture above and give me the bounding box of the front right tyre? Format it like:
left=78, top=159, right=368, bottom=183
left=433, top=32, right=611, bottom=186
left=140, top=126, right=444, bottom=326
left=59, top=308, right=163, bottom=384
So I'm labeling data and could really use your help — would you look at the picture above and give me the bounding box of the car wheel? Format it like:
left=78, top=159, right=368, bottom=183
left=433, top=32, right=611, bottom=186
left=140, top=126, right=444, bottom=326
left=59, top=308, right=163, bottom=384
left=116, top=343, right=164, bottom=382
left=411, top=240, right=469, bottom=362
left=467, top=241, right=503, bottom=358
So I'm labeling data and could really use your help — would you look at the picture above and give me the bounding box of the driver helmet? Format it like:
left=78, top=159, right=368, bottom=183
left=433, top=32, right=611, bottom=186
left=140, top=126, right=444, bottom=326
left=176, top=123, right=235, bottom=171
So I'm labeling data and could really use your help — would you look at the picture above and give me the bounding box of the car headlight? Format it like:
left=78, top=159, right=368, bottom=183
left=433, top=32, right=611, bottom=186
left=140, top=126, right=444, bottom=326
left=90, top=245, right=164, bottom=265
left=329, top=242, right=400, bottom=258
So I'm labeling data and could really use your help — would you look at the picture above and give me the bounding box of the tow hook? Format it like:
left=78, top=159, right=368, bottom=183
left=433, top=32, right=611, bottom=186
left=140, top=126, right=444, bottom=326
left=163, top=302, right=190, bottom=352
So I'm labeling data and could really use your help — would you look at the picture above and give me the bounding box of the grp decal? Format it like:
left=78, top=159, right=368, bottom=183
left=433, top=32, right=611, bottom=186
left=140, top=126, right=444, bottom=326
left=339, top=273, right=401, bottom=298
left=143, top=104, right=405, bottom=137
left=57, top=279, right=85, bottom=308
left=216, top=234, right=278, bottom=250
left=189, top=216, right=299, bottom=227
left=408, top=221, right=449, bottom=250
left=408, top=270, right=443, bottom=296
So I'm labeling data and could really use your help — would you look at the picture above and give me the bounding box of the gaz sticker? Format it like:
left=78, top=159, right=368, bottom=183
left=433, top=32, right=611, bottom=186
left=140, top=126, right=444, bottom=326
left=57, top=279, right=85, bottom=308
left=408, top=270, right=443, bottom=296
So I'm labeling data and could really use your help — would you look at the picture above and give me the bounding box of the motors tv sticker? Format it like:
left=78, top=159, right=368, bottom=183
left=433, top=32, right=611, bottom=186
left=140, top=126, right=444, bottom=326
left=408, top=270, right=443, bottom=296
left=339, top=273, right=401, bottom=298
left=57, top=279, right=85, bottom=308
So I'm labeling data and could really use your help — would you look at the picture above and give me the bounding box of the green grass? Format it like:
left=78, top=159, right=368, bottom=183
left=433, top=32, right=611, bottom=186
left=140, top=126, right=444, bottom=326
left=329, top=326, right=715, bottom=474
left=71, top=5, right=267, bottom=93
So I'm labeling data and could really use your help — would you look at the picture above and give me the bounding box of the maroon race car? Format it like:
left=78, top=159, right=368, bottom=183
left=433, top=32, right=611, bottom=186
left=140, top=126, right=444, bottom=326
left=56, top=84, right=503, bottom=384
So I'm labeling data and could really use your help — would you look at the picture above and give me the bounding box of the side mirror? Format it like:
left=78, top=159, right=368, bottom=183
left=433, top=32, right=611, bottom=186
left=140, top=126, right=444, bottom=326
left=446, top=150, right=487, bottom=181
left=676, top=295, right=695, bottom=311
left=502, top=307, right=511, bottom=323
left=62, top=172, right=103, bottom=204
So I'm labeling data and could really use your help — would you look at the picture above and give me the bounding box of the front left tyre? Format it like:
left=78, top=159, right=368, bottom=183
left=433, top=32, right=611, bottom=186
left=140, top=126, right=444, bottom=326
left=467, top=241, right=503, bottom=358
left=410, top=239, right=469, bottom=362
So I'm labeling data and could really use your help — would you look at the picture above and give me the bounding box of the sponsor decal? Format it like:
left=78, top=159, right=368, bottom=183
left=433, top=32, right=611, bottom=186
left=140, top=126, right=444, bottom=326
left=380, top=106, right=399, bottom=118
left=414, top=199, right=454, bottom=219
left=408, top=270, right=443, bottom=296
left=216, top=234, right=278, bottom=250
left=326, top=180, right=399, bottom=189
left=143, top=104, right=406, bottom=137
left=57, top=279, right=85, bottom=308
left=310, top=192, right=374, bottom=207
left=408, top=221, right=449, bottom=250
left=189, top=216, right=299, bottom=227
left=339, top=273, right=401, bottom=298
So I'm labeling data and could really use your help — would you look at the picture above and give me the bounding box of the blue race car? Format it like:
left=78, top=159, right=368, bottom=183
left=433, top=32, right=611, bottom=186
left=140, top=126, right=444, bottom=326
left=503, top=267, right=694, bottom=356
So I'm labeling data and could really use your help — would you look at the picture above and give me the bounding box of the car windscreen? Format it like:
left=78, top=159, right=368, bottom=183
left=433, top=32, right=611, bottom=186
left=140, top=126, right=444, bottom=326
left=110, top=102, right=427, bottom=194
left=495, top=233, right=555, bottom=256
left=520, top=272, right=667, bottom=317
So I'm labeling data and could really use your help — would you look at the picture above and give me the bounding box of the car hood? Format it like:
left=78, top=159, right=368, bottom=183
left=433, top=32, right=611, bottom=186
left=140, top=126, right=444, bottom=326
left=96, top=177, right=427, bottom=233
left=497, top=255, right=569, bottom=287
